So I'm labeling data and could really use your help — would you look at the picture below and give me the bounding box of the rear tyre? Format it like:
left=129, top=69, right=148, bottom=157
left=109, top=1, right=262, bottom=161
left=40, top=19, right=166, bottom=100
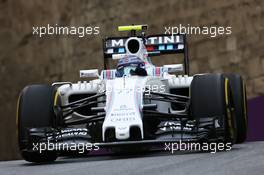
left=226, top=74, right=248, bottom=143
left=190, top=74, right=237, bottom=143
left=17, top=85, right=57, bottom=163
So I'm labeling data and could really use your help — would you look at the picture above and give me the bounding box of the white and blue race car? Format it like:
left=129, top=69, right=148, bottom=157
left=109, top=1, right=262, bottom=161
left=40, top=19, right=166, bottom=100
left=17, top=25, right=248, bottom=162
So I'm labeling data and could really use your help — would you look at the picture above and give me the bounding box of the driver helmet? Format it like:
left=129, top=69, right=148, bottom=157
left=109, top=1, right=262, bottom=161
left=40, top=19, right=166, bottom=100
left=116, top=55, right=145, bottom=77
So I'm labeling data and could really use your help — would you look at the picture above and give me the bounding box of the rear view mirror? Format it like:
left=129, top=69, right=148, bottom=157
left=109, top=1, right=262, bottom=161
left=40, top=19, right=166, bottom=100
left=163, top=64, right=183, bottom=73
left=80, top=69, right=99, bottom=78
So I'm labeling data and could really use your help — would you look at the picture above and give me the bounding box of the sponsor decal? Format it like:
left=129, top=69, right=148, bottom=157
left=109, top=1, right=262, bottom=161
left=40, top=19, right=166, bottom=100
left=159, top=121, right=193, bottom=132
left=110, top=116, right=136, bottom=122
left=106, top=36, right=181, bottom=48
left=47, top=128, right=88, bottom=139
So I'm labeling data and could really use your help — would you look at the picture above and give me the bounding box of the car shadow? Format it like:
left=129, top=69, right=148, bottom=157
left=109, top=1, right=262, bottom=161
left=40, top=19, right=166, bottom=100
left=20, top=146, right=243, bottom=166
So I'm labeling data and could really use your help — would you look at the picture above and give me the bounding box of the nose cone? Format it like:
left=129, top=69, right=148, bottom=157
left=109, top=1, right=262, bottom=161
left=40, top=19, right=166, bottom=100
left=102, top=77, right=147, bottom=141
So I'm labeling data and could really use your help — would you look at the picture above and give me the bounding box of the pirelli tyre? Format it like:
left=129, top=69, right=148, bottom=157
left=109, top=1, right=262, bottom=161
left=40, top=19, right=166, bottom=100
left=17, top=85, right=57, bottom=163
left=226, top=74, right=248, bottom=143
left=190, top=74, right=237, bottom=143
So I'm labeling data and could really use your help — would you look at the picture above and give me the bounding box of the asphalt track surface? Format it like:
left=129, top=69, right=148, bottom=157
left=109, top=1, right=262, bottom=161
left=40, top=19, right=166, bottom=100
left=1, top=141, right=264, bottom=175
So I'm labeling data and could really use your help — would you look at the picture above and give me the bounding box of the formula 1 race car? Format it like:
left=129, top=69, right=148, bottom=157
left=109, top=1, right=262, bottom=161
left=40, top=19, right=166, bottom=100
left=17, top=25, right=248, bottom=162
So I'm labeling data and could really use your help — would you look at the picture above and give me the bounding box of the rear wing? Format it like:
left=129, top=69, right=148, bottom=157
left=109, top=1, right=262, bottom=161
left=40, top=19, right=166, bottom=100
left=102, top=33, right=189, bottom=75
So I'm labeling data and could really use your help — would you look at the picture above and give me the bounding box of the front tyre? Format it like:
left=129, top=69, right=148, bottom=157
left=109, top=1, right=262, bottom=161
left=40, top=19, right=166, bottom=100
left=226, top=74, right=248, bottom=143
left=190, top=74, right=237, bottom=143
left=17, top=85, right=57, bottom=163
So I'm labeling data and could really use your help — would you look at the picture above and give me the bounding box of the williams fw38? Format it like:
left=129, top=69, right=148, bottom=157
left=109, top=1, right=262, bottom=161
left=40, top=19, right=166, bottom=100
left=17, top=25, right=248, bottom=162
